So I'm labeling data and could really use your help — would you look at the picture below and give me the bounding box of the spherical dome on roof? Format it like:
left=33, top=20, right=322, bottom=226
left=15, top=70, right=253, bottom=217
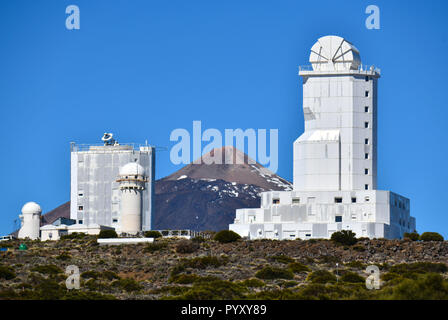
left=21, top=202, right=42, bottom=215
left=119, top=162, right=145, bottom=176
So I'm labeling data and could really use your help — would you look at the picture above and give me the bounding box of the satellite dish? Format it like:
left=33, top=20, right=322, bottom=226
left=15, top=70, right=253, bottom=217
left=309, top=35, right=361, bottom=71
left=101, top=133, right=116, bottom=146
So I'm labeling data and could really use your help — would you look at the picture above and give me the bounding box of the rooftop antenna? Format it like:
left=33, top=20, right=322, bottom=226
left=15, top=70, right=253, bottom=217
left=102, top=132, right=116, bottom=146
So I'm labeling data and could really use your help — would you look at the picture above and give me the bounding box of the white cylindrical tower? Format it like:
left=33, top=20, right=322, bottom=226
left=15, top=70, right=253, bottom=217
left=18, top=202, right=42, bottom=240
left=117, top=162, right=146, bottom=235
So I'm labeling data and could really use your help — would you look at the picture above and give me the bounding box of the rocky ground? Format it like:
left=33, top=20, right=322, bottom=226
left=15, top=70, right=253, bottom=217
left=1, top=237, right=448, bottom=300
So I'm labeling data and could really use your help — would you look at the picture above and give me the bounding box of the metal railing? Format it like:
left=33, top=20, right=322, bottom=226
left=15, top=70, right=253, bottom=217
left=298, top=64, right=381, bottom=74
left=70, top=142, right=154, bottom=152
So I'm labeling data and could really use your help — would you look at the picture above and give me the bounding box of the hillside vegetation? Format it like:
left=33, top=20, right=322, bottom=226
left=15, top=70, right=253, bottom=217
left=1, top=236, right=448, bottom=300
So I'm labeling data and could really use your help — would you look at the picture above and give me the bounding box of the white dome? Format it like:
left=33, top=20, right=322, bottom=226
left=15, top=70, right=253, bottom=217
left=21, top=202, right=42, bottom=215
left=119, top=162, right=145, bottom=176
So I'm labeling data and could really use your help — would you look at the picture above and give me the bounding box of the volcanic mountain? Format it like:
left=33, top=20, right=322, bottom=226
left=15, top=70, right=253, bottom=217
left=154, top=146, right=292, bottom=231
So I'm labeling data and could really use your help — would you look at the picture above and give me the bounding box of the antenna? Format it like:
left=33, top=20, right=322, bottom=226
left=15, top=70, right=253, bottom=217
left=101, top=133, right=116, bottom=146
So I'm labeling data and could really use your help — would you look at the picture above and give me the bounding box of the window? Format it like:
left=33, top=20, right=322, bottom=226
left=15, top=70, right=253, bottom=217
left=305, top=234, right=311, bottom=237
left=78, top=220, right=83, bottom=224
left=364, top=122, right=369, bottom=128
left=365, top=168, right=369, bottom=175
left=365, top=106, right=369, bottom=113
left=365, top=91, right=369, bottom=97
left=78, top=206, right=83, bottom=211
left=78, top=192, right=84, bottom=197
left=112, top=219, right=118, bottom=223
left=335, top=216, right=342, bottom=222
left=365, top=184, right=369, bottom=190
left=365, top=153, right=369, bottom=159
left=365, top=138, right=369, bottom=145
left=365, top=196, right=370, bottom=202
left=351, top=214, right=357, bottom=220
left=292, top=198, right=300, bottom=204
left=334, top=197, right=343, bottom=203
left=351, top=197, right=357, bottom=203
left=365, top=76, right=369, bottom=81
left=273, top=199, right=280, bottom=204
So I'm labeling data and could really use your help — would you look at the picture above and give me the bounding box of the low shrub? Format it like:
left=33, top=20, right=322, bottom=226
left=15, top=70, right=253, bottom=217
left=31, top=264, right=63, bottom=275
left=102, top=270, right=120, bottom=280
left=331, top=230, right=357, bottom=246
left=112, top=278, right=143, bottom=292
left=288, top=262, right=311, bottom=273
left=144, top=231, right=162, bottom=239
left=166, top=280, right=247, bottom=300
left=98, top=230, right=118, bottom=239
left=241, top=278, right=265, bottom=288
left=345, top=261, right=366, bottom=270
left=213, top=230, right=241, bottom=243
left=389, top=262, right=448, bottom=275
left=175, top=240, right=199, bottom=254
left=307, top=270, right=337, bottom=284
left=60, top=232, right=87, bottom=240
left=181, top=256, right=228, bottom=269
left=340, top=272, right=365, bottom=283
left=270, top=255, right=295, bottom=264
left=144, top=242, right=168, bottom=253
left=56, top=252, right=72, bottom=261
left=403, top=232, right=419, bottom=241
left=81, top=270, right=100, bottom=280
left=420, top=232, right=444, bottom=242
left=0, top=265, right=16, bottom=280
left=255, top=266, right=294, bottom=280
left=192, top=236, right=206, bottom=243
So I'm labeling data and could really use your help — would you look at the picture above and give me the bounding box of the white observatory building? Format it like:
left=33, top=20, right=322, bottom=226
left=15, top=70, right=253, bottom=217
left=117, top=162, right=147, bottom=234
left=18, top=202, right=42, bottom=240
left=230, top=35, right=416, bottom=240
left=70, top=133, right=155, bottom=234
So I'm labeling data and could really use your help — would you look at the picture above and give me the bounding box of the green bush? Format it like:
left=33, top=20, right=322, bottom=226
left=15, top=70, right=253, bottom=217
left=60, top=232, right=87, bottom=240
left=403, top=232, right=419, bottom=241
left=330, top=230, right=357, bottom=246
left=255, top=266, right=294, bottom=280
left=166, top=280, right=247, bottom=300
left=420, top=232, right=444, bottom=242
left=380, top=273, right=448, bottom=300
left=98, top=230, right=118, bottom=239
left=270, top=255, right=295, bottom=264
left=389, top=262, right=448, bottom=275
left=144, top=242, right=168, bottom=253
left=56, top=252, right=72, bottom=261
left=102, top=270, right=120, bottom=280
left=344, top=261, right=366, bottom=270
left=144, top=231, right=162, bottom=238
left=241, top=278, right=265, bottom=288
left=288, top=262, right=311, bottom=273
left=0, top=265, right=16, bottom=280
left=307, top=270, right=337, bottom=284
left=31, top=264, right=63, bottom=275
left=81, top=270, right=101, bottom=280
left=181, top=256, right=228, bottom=269
left=340, top=272, right=365, bottom=283
left=175, top=240, right=199, bottom=254
left=192, top=236, right=206, bottom=243
left=112, top=278, right=143, bottom=292
left=213, top=230, right=241, bottom=243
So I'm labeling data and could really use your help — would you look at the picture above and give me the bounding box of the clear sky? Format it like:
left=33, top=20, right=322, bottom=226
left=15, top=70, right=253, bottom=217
left=0, top=0, right=447, bottom=237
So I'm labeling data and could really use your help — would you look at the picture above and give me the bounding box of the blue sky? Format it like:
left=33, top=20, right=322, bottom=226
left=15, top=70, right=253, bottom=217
left=0, top=0, right=447, bottom=237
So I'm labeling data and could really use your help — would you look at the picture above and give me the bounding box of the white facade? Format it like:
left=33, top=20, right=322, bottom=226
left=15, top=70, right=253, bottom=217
left=40, top=223, right=115, bottom=241
left=70, top=134, right=155, bottom=232
left=18, top=202, right=42, bottom=240
left=230, top=35, right=416, bottom=240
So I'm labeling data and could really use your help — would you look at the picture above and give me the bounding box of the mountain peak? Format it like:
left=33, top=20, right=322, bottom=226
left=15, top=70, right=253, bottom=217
left=163, top=146, right=291, bottom=191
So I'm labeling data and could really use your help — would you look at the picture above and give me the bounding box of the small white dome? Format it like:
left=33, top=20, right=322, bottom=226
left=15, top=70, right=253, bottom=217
left=119, top=162, right=145, bottom=176
left=21, top=202, right=42, bottom=215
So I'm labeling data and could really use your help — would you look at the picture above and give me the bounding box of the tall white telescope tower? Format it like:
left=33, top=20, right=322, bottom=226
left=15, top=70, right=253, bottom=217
left=230, top=35, right=416, bottom=240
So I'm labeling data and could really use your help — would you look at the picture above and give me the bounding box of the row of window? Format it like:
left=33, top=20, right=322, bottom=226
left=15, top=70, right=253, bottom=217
left=272, top=196, right=372, bottom=205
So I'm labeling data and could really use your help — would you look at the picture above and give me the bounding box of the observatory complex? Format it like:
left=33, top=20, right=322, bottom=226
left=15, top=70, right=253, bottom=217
left=230, top=35, right=416, bottom=240
left=70, top=134, right=155, bottom=234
